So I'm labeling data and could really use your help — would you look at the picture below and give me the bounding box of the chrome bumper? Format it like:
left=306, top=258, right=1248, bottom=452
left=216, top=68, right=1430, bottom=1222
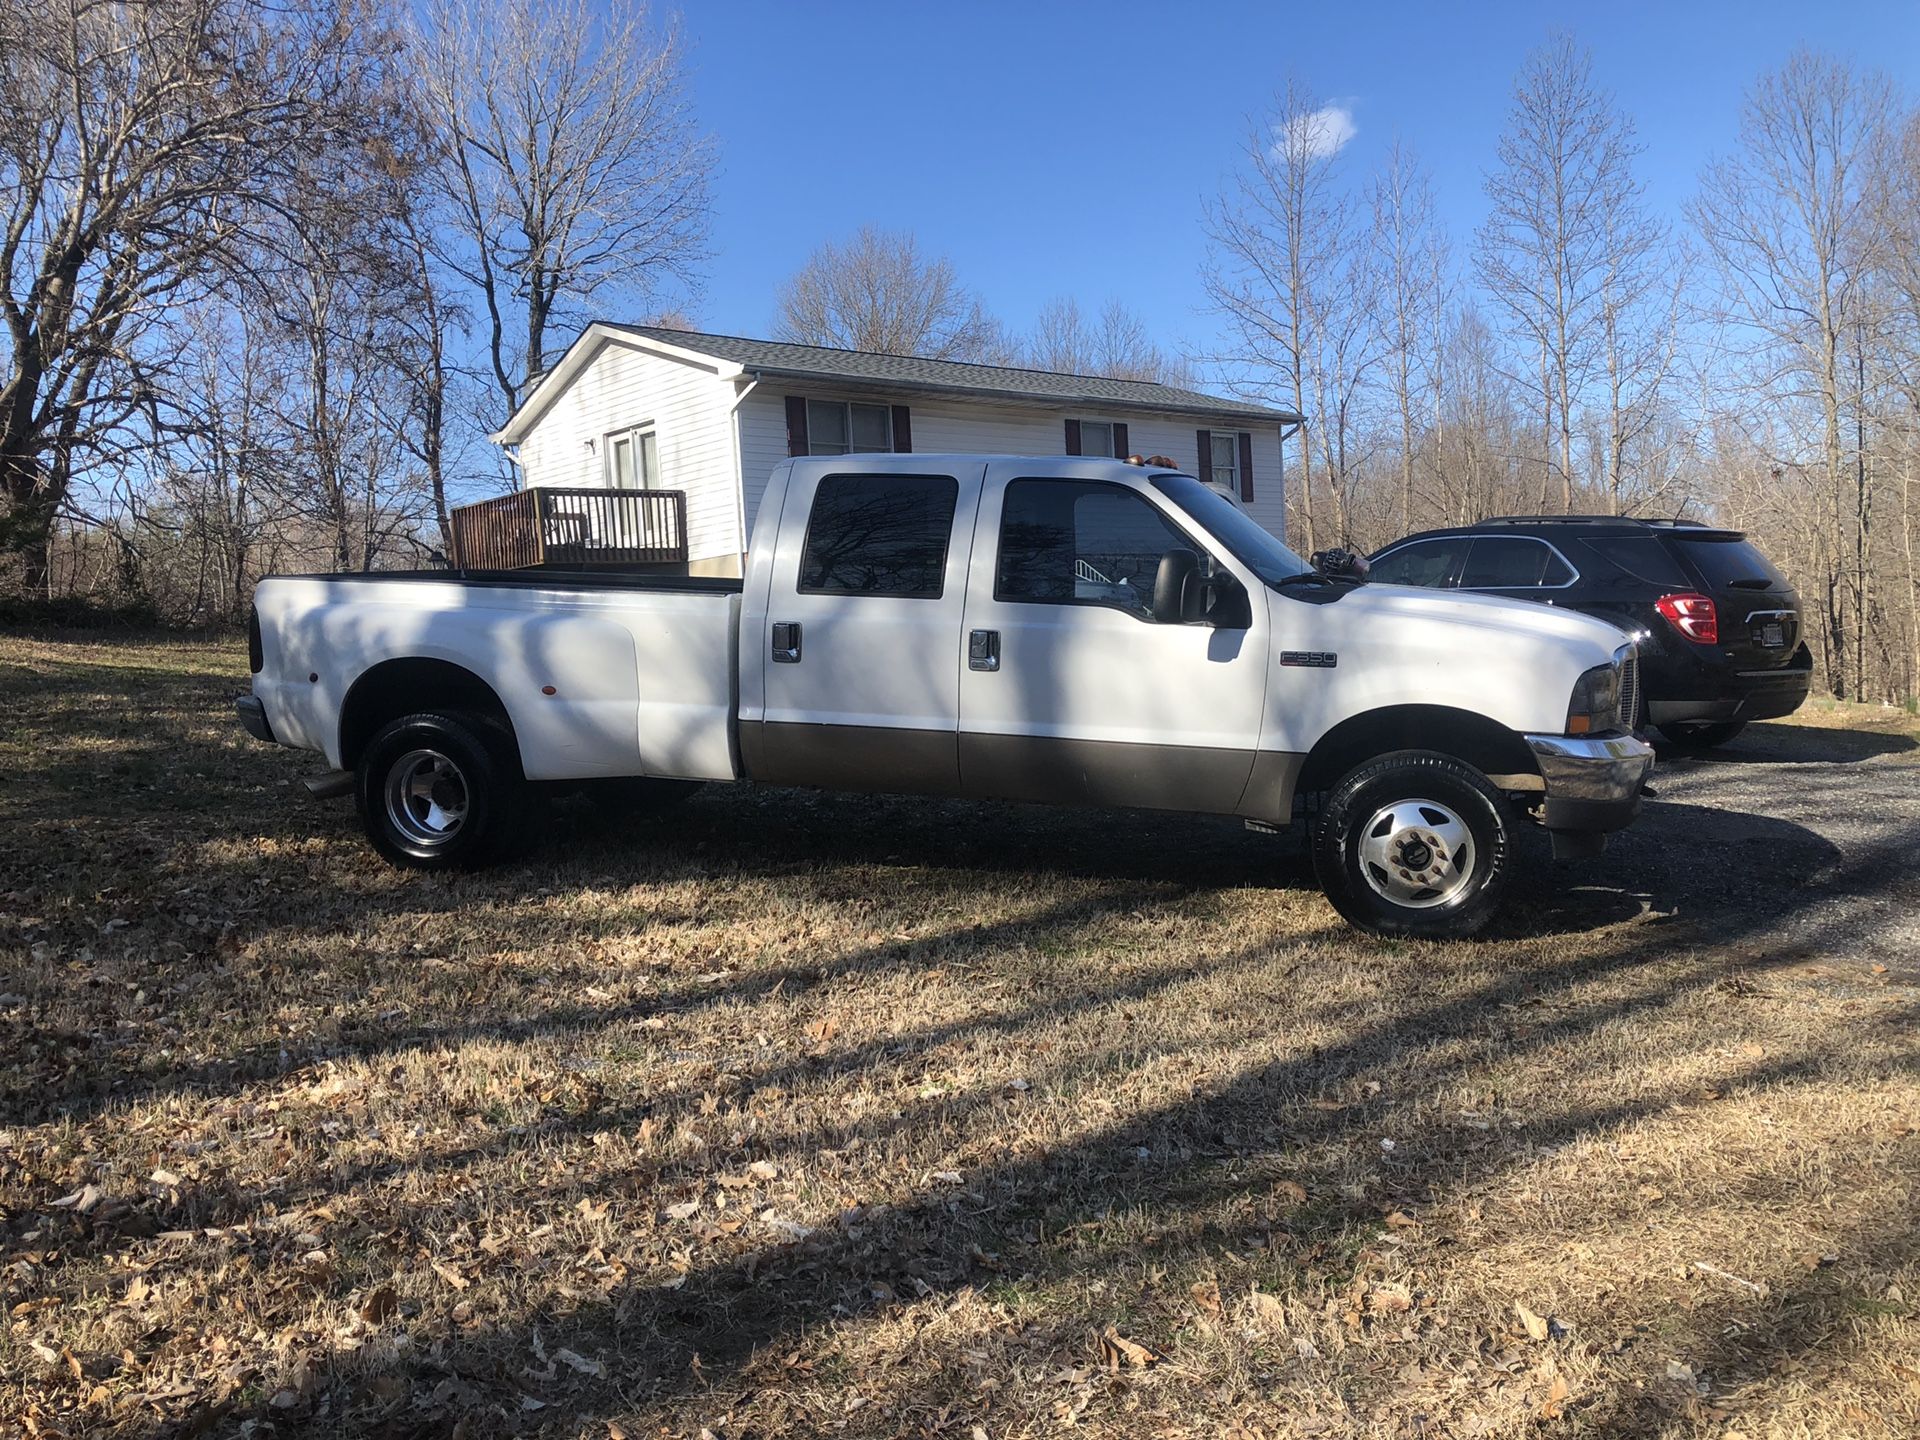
left=1522, top=732, right=1655, bottom=844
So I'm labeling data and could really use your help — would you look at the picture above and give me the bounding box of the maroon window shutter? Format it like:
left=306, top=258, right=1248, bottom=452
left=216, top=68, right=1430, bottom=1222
left=1112, top=422, right=1129, bottom=459
left=784, top=396, right=810, bottom=457
left=1064, top=418, right=1081, bottom=455
left=1196, top=428, right=1212, bottom=479
left=890, top=405, right=912, bottom=453
left=1238, top=431, right=1255, bottom=501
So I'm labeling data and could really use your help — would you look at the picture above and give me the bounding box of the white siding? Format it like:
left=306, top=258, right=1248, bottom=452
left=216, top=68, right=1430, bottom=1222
left=736, top=386, right=1290, bottom=547
left=515, top=339, right=744, bottom=567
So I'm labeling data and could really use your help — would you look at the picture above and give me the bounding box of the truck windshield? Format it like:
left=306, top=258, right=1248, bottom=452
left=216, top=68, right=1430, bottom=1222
left=1151, top=474, right=1311, bottom=588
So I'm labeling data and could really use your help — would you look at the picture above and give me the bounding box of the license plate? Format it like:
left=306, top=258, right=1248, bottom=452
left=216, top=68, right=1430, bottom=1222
left=1757, top=622, right=1786, bottom=647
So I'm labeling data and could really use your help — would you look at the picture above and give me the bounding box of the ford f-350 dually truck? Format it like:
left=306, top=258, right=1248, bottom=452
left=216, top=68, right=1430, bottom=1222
left=236, top=455, right=1654, bottom=938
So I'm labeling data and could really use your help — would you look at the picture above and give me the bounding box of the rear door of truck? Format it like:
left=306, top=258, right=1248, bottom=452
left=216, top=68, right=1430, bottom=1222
left=743, top=458, right=986, bottom=793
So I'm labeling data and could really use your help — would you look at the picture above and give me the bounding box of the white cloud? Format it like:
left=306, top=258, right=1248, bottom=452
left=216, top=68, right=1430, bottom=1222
left=1275, top=103, right=1358, bottom=163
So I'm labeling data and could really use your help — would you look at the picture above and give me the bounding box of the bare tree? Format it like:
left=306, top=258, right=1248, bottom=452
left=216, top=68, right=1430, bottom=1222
left=414, top=0, right=712, bottom=423
left=1692, top=49, right=1897, bottom=696
left=1366, top=141, right=1449, bottom=532
left=0, top=0, right=384, bottom=590
left=774, top=226, right=1009, bottom=361
left=1026, top=297, right=1190, bottom=383
left=1477, top=35, right=1649, bottom=512
left=1204, top=80, right=1360, bottom=553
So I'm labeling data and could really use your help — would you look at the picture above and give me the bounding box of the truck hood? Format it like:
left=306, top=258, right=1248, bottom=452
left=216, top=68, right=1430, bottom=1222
left=1341, top=583, right=1632, bottom=658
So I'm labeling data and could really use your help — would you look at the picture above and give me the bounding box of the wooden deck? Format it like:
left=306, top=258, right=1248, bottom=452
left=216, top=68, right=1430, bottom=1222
left=448, top=488, right=689, bottom=571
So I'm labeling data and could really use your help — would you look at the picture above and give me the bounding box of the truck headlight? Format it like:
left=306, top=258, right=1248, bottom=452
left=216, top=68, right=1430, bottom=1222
left=1566, top=662, right=1622, bottom=736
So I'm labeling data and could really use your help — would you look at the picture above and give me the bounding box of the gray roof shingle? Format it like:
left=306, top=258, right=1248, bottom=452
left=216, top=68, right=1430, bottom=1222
left=609, top=325, right=1302, bottom=424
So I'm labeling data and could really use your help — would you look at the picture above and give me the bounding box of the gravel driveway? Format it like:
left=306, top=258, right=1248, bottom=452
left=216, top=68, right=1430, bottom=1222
left=1587, top=717, right=1920, bottom=977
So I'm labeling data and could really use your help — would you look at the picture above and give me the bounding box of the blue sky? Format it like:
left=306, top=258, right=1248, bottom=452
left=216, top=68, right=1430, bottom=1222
left=667, top=0, right=1919, bottom=362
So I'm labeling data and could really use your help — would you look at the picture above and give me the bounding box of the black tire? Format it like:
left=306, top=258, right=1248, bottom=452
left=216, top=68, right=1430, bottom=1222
left=1311, top=749, right=1513, bottom=940
left=355, top=710, right=533, bottom=870
left=581, top=776, right=705, bottom=816
left=1657, top=720, right=1747, bottom=750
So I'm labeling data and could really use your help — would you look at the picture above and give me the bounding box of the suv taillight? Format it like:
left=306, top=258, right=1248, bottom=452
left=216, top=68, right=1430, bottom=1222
left=1656, top=591, right=1718, bottom=645
left=247, top=605, right=263, bottom=673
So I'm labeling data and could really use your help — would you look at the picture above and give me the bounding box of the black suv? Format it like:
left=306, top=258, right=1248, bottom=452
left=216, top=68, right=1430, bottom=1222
left=1366, top=517, right=1813, bottom=748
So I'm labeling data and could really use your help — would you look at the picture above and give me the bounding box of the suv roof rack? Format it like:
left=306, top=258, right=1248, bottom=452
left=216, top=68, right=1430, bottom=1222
left=1480, top=514, right=1715, bottom=528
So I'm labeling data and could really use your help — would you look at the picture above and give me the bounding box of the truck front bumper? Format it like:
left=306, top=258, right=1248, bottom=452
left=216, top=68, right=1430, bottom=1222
left=1522, top=732, right=1655, bottom=854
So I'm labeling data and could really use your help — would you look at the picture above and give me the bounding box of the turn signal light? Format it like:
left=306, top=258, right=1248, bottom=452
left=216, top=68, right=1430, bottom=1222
left=1656, top=591, right=1718, bottom=645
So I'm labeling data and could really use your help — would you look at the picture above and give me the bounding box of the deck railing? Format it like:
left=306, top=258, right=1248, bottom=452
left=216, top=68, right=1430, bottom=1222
left=448, top=487, right=689, bottom=571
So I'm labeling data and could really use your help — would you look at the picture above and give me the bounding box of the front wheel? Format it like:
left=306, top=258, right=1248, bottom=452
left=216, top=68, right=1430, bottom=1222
left=356, top=710, right=531, bottom=869
left=1657, top=719, right=1746, bottom=750
left=1311, top=750, right=1513, bottom=939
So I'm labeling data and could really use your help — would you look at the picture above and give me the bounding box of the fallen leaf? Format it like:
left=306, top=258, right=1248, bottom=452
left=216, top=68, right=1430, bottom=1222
left=748, top=1160, right=778, bottom=1181
left=1384, top=1209, right=1420, bottom=1229
left=1539, top=1374, right=1572, bottom=1420
left=1100, top=1326, right=1155, bottom=1369
left=1515, top=1301, right=1552, bottom=1342
left=665, top=1201, right=700, bottom=1221
left=358, top=1285, right=398, bottom=1324
left=1190, top=1279, right=1222, bottom=1315
left=1273, top=1179, right=1308, bottom=1205
left=1248, top=1289, right=1287, bottom=1330
left=554, top=1348, right=606, bottom=1378
left=431, top=1261, right=470, bottom=1291
left=150, top=1169, right=181, bottom=1188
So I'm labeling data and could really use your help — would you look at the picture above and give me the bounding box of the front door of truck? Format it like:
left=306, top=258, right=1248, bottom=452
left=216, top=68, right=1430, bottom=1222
left=747, top=459, right=984, bottom=794
left=956, top=465, right=1268, bottom=814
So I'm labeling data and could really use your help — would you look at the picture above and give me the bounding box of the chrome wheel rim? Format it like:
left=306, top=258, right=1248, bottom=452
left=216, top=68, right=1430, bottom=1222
left=383, top=748, right=469, bottom=847
left=1357, top=797, right=1475, bottom=909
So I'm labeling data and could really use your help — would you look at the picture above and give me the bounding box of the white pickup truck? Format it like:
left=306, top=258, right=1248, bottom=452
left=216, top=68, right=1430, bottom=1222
left=238, top=455, right=1654, bottom=938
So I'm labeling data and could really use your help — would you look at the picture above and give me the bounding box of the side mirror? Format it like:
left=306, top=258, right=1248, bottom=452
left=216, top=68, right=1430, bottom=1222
left=1152, top=548, right=1203, bottom=623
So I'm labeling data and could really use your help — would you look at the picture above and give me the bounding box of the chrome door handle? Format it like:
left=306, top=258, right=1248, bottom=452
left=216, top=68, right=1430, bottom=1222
left=968, top=629, right=999, bottom=672
left=771, top=621, right=802, bottom=663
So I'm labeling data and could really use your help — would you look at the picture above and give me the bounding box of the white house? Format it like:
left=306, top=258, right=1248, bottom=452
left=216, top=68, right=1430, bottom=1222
left=490, top=324, right=1302, bottom=577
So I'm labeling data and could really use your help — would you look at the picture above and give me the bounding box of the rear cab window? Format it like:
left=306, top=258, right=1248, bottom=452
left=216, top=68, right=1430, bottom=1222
left=799, top=474, right=959, bottom=598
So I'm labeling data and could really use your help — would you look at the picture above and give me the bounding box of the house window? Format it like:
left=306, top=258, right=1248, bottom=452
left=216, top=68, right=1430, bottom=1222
left=806, top=400, right=892, bottom=456
left=608, top=427, right=658, bottom=489
left=1078, top=421, right=1115, bottom=458
left=1208, top=432, right=1240, bottom=493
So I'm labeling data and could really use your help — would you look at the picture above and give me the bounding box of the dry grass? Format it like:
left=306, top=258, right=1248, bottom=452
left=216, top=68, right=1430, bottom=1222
left=1, top=631, right=1916, bottom=1440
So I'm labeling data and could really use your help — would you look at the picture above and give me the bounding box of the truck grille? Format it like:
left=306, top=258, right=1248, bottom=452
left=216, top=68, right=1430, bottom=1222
left=1619, top=652, right=1640, bottom=731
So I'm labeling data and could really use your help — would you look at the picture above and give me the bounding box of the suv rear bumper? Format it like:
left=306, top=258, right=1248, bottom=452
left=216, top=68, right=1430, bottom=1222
left=1522, top=732, right=1655, bottom=838
left=1644, top=642, right=1812, bottom=726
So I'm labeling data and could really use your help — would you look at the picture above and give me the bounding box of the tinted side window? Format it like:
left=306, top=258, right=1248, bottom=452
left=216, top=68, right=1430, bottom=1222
left=1579, top=535, right=1690, bottom=588
left=1460, top=536, right=1570, bottom=588
left=997, top=480, right=1192, bottom=619
left=799, top=474, right=958, bottom=598
left=1370, top=538, right=1467, bottom=588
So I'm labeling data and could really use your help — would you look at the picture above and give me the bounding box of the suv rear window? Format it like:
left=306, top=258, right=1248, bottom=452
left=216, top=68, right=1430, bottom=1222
left=1674, top=534, right=1790, bottom=592
left=1579, top=535, right=1691, bottom=588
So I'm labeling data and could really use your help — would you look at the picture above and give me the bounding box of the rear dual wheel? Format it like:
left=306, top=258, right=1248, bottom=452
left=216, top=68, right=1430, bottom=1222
left=1312, top=750, right=1513, bottom=939
left=356, top=710, right=537, bottom=869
